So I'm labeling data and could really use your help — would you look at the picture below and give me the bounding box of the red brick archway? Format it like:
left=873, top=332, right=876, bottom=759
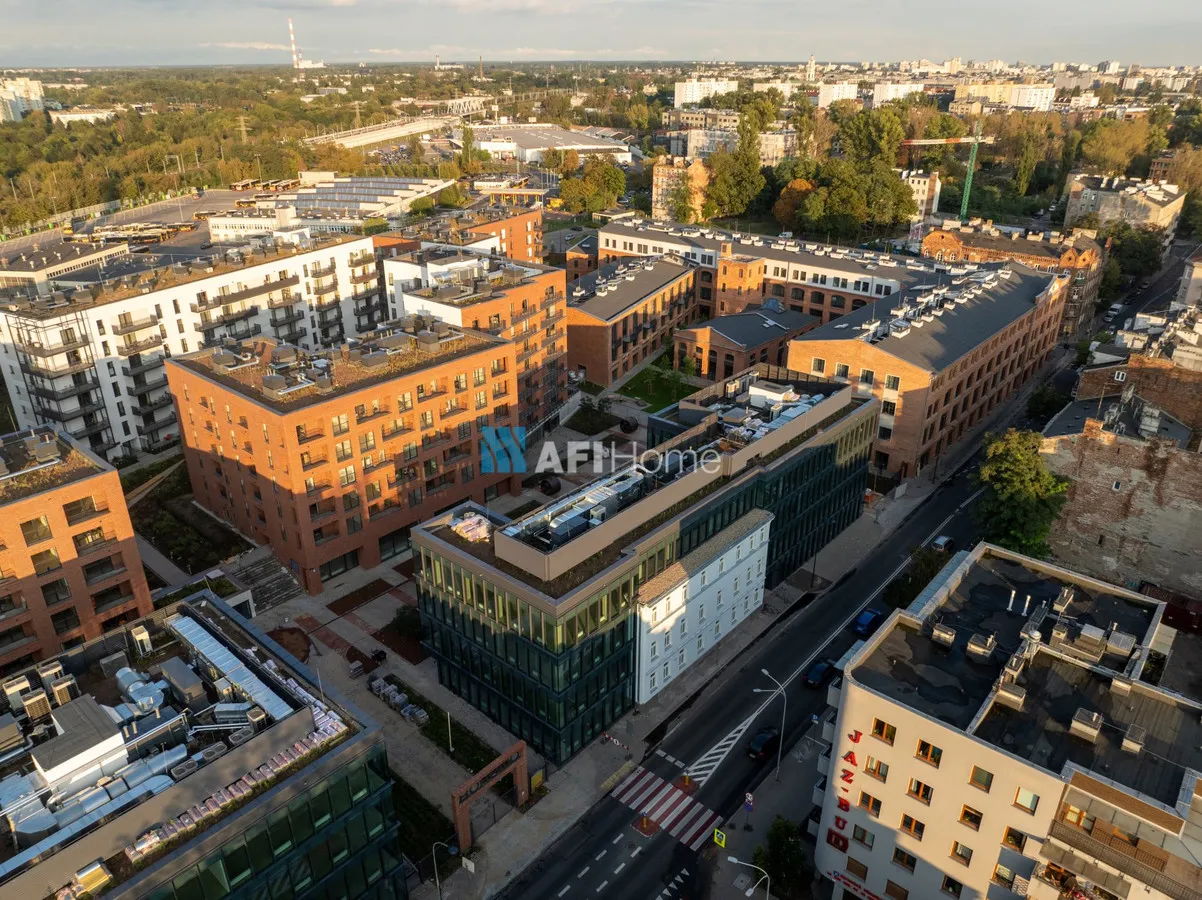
left=450, top=741, right=530, bottom=851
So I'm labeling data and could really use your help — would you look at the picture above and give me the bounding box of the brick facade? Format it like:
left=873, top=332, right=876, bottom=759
left=675, top=314, right=818, bottom=380
left=1041, top=421, right=1202, bottom=598
left=1076, top=355, right=1202, bottom=432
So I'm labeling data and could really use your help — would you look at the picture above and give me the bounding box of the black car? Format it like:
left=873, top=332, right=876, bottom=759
left=804, top=658, right=837, bottom=688
left=747, top=726, right=781, bottom=761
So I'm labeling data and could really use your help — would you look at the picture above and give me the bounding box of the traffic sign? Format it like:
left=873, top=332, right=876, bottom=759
left=744, top=792, right=754, bottom=812
left=713, top=828, right=726, bottom=848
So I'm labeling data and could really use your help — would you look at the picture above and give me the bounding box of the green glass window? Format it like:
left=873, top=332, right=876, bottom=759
left=245, top=823, right=274, bottom=872
left=310, top=783, right=332, bottom=828
left=289, top=795, right=314, bottom=843
left=222, top=837, right=253, bottom=888
left=197, top=857, right=230, bottom=899
left=329, top=774, right=352, bottom=816
left=172, top=869, right=205, bottom=900
left=309, top=843, right=333, bottom=881
left=329, top=828, right=350, bottom=865
left=268, top=808, right=294, bottom=856
left=348, top=763, right=369, bottom=802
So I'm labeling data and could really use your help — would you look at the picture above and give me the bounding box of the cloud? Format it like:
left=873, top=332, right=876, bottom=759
left=201, top=41, right=289, bottom=51
left=367, top=44, right=467, bottom=57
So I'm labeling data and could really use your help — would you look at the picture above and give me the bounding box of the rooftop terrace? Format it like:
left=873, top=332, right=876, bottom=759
left=0, top=428, right=104, bottom=505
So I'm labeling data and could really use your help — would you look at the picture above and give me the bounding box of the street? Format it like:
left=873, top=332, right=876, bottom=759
left=1110, top=239, right=1199, bottom=324
left=499, top=465, right=986, bottom=900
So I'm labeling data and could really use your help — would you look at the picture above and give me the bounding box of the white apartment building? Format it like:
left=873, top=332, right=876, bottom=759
left=381, top=246, right=541, bottom=325
left=898, top=170, right=941, bottom=219
left=1009, top=84, right=1056, bottom=111
left=0, top=77, right=44, bottom=122
left=673, top=79, right=739, bottom=108
left=1178, top=250, right=1202, bottom=307
left=0, top=234, right=384, bottom=460
left=815, top=542, right=1202, bottom=900
left=871, top=82, right=925, bottom=107
left=48, top=107, right=117, bottom=126
left=818, top=82, right=859, bottom=109
left=206, top=208, right=366, bottom=243
left=636, top=511, right=771, bottom=704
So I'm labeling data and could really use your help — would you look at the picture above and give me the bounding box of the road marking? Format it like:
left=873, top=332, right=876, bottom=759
left=595, top=881, right=608, bottom=893
left=595, top=849, right=607, bottom=861
left=614, top=863, right=626, bottom=874
left=675, top=759, right=686, bottom=768
left=558, top=887, right=571, bottom=897
left=655, top=748, right=666, bottom=758
left=578, top=867, right=590, bottom=878
left=612, top=834, right=622, bottom=845
left=630, top=847, right=641, bottom=859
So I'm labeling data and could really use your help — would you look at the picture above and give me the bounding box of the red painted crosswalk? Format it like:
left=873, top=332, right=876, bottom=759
left=611, top=767, right=723, bottom=850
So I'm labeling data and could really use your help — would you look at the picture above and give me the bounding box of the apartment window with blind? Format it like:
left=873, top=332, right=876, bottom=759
left=884, top=879, right=909, bottom=899
left=846, top=857, right=868, bottom=880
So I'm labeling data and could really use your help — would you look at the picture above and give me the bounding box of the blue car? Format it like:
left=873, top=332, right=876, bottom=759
left=853, top=608, right=884, bottom=637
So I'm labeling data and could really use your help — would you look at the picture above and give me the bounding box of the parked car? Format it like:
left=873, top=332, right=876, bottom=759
left=804, top=658, right=838, bottom=688
left=747, top=727, right=781, bottom=761
left=853, top=608, right=884, bottom=637
left=931, top=535, right=956, bottom=553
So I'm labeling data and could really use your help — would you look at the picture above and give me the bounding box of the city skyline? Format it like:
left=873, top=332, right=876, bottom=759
left=2, top=0, right=1201, bottom=67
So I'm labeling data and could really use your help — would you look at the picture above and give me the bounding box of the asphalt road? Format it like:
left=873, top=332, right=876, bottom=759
left=501, top=463, right=987, bottom=900
left=1108, top=239, right=1200, bottom=325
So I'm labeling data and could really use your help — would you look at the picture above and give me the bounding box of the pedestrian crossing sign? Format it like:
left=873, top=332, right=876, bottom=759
left=713, top=828, right=726, bottom=848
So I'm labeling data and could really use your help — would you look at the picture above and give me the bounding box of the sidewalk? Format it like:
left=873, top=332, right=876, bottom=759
left=136, top=535, right=191, bottom=587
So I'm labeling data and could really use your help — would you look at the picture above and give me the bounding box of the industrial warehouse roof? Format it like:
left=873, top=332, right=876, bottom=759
left=460, top=124, right=630, bottom=152
left=791, top=263, right=1058, bottom=373
left=679, top=305, right=816, bottom=348
left=569, top=256, right=694, bottom=321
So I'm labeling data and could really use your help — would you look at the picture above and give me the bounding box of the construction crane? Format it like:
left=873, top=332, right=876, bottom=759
left=901, top=119, right=995, bottom=220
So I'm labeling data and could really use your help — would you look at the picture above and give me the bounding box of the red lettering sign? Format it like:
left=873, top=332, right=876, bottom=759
left=839, top=768, right=855, bottom=783
left=837, top=797, right=851, bottom=812
left=834, top=816, right=847, bottom=830
left=842, top=750, right=858, bottom=766
left=825, top=829, right=849, bottom=851
left=847, top=730, right=862, bottom=743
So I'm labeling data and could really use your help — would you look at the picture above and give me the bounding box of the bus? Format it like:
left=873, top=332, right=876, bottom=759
left=62, top=217, right=86, bottom=237
left=193, top=210, right=214, bottom=221
left=234, top=197, right=258, bottom=209
left=230, top=179, right=259, bottom=192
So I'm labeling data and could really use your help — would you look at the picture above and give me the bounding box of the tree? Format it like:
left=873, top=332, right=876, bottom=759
left=1013, top=128, right=1040, bottom=196
left=1057, top=129, right=1083, bottom=193
left=862, top=161, right=918, bottom=228
left=751, top=817, right=810, bottom=900
left=917, top=113, right=967, bottom=170
left=667, top=179, right=696, bottom=224
left=560, top=148, right=580, bottom=174
left=542, top=148, right=564, bottom=172
left=883, top=546, right=955, bottom=609
left=838, top=107, right=905, bottom=169
left=406, top=134, right=423, bottom=160
left=1101, top=220, right=1164, bottom=280
left=704, top=149, right=741, bottom=218
left=976, top=429, right=1068, bottom=557
left=772, top=178, right=815, bottom=228
left=458, top=126, right=478, bottom=175
left=1080, top=119, right=1150, bottom=175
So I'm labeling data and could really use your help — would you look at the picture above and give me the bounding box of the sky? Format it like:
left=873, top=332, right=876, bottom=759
left=2, top=0, right=1201, bottom=68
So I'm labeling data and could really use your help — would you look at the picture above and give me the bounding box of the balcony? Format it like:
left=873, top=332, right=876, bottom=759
left=312, top=279, right=339, bottom=297
left=92, top=590, right=135, bottom=615
left=85, top=562, right=127, bottom=587
left=16, top=336, right=90, bottom=358
left=381, top=425, right=413, bottom=442
left=542, top=329, right=565, bottom=347
left=350, top=270, right=377, bottom=285
left=65, top=502, right=109, bottom=527
left=278, top=326, right=308, bottom=344
left=70, top=420, right=111, bottom=440
left=354, top=297, right=383, bottom=317
left=122, top=355, right=165, bottom=378
left=34, top=399, right=106, bottom=422
left=309, top=505, right=338, bottom=525
left=132, top=394, right=173, bottom=416
left=348, top=251, right=375, bottom=267
left=224, top=323, right=262, bottom=342
left=516, top=346, right=539, bottom=364
left=543, top=310, right=565, bottom=327
left=112, top=314, right=161, bottom=336
left=301, top=454, right=329, bottom=471
left=76, top=532, right=118, bottom=557
left=271, top=309, right=304, bottom=327
left=118, top=335, right=164, bottom=357
left=440, top=405, right=466, bottom=420
left=543, top=348, right=565, bottom=365
left=32, top=378, right=99, bottom=401
left=1048, top=821, right=1202, bottom=900
left=0, top=601, right=28, bottom=625
left=317, top=307, right=342, bottom=325
left=511, top=306, right=540, bottom=326
left=197, top=305, right=260, bottom=330
left=131, top=376, right=168, bottom=395
left=136, top=412, right=177, bottom=436
left=267, top=291, right=302, bottom=310
left=305, top=480, right=333, bottom=496
left=310, top=263, right=336, bottom=277
left=22, top=358, right=94, bottom=379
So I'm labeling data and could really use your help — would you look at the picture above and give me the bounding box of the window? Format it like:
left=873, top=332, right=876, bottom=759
left=858, top=792, right=881, bottom=818
left=650, top=640, right=658, bottom=660
left=871, top=718, right=896, bottom=745
left=811, top=357, right=826, bottom=374
left=359, top=431, right=376, bottom=453
left=20, top=515, right=52, bottom=546
left=1062, top=804, right=1095, bottom=831
left=31, top=548, right=61, bottom=575
left=892, top=846, right=917, bottom=871
left=338, top=465, right=356, bottom=487
left=859, top=368, right=875, bottom=386
left=852, top=824, right=874, bottom=849
left=915, top=740, right=942, bottom=767
left=878, top=425, right=893, bottom=441
left=865, top=757, right=889, bottom=781
left=950, top=841, right=973, bottom=865
left=969, top=766, right=993, bottom=792
left=992, top=864, right=1016, bottom=889
left=885, top=374, right=901, bottom=391
left=1003, top=827, right=1026, bottom=852
left=846, top=857, right=868, bottom=880
left=940, top=875, right=963, bottom=898
left=331, top=413, right=349, bottom=435
left=884, top=879, right=908, bottom=900
left=1112, top=480, right=1122, bottom=491
left=907, top=779, right=932, bottom=804
left=835, top=363, right=850, bottom=379
left=1014, top=788, right=1039, bottom=814
left=959, top=805, right=982, bottom=830
left=335, top=439, right=353, bottom=461
left=899, top=815, right=924, bottom=841
left=1113, top=370, right=1127, bottom=382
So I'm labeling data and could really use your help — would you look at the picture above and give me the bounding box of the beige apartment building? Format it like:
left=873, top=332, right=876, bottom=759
left=815, top=542, right=1202, bottom=900
left=1064, top=175, right=1185, bottom=245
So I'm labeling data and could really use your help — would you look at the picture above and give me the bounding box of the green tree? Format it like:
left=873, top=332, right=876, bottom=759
left=1080, top=119, right=1150, bottom=175
left=667, top=179, right=696, bottom=223
left=1057, top=129, right=1083, bottom=193
left=772, top=178, right=815, bottom=228
left=918, top=113, right=967, bottom=170
left=1013, top=128, right=1040, bottom=197
left=976, top=429, right=1068, bottom=557
left=561, top=148, right=581, bottom=174
left=704, top=149, right=741, bottom=218
left=729, top=118, right=767, bottom=216
left=542, top=148, right=564, bottom=172
left=883, top=546, right=955, bottom=609
left=751, top=817, right=810, bottom=900
left=838, top=107, right=905, bottom=168
left=458, top=126, right=478, bottom=175
left=862, top=161, right=918, bottom=228
left=1101, top=220, right=1164, bottom=280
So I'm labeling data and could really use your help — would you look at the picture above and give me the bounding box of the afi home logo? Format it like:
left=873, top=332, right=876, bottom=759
left=480, top=426, right=527, bottom=474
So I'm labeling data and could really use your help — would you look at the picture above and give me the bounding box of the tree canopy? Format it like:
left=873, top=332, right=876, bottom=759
left=976, top=429, right=1068, bottom=557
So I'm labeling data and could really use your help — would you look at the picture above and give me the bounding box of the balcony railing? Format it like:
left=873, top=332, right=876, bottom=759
left=32, top=378, right=99, bottom=401
left=1049, top=821, right=1202, bottom=900
left=132, top=395, right=173, bottom=416
left=310, top=264, right=337, bottom=277
left=511, top=306, right=540, bottom=326
left=348, top=252, right=375, bottom=267
left=66, top=503, right=110, bottom=527
left=267, top=291, right=302, bottom=310
left=70, top=420, right=111, bottom=440
left=21, top=358, right=94, bottom=379
left=34, top=400, right=107, bottom=422
left=131, top=376, right=169, bottom=395
left=516, top=346, right=539, bottom=364
left=76, top=532, right=118, bottom=557
left=136, top=412, right=178, bottom=436
left=201, top=276, right=301, bottom=309
left=313, top=279, right=339, bottom=296
left=118, top=335, right=164, bottom=357
left=112, top=314, right=161, bottom=336
left=0, top=602, right=28, bottom=625
left=85, top=563, right=127, bottom=587
left=278, top=326, right=308, bottom=344
left=271, top=309, right=305, bottom=327
left=16, top=336, right=90, bottom=358
left=350, top=270, right=377, bottom=285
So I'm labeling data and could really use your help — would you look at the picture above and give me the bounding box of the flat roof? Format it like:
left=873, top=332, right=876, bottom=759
left=466, top=124, right=630, bottom=152
left=569, top=256, right=694, bottom=321
left=638, top=509, right=773, bottom=602
left=931, top=227, right=1101, bottom=261
left=0, top=239, right=128, bottom=276
left=792, top=264, right=1057, bottom=373
left=31, top=696, right=119, bottom=773
left=682, top=305, right=816, bottom=348
left=1044, top=397, right=1194, bottom=447
left=0, top=427, right=106, bottom=506
left=1072, top=174, right=1183, bottom=205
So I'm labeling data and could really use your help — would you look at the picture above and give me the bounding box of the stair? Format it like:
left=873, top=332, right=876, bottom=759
left=228, top=548, right=304, bottom=614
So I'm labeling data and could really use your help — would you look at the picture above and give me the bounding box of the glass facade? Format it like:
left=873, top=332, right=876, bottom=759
left=418, top=406, right=874, bottom=762
left=138, top=742, right=406, bottom=900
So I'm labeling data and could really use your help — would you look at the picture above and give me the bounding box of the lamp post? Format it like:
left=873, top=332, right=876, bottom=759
left=752, top=667, right=786, bottom=782
left=727, top=856, right=770, bottom=899
left=431, top=840, right=452, bottom=900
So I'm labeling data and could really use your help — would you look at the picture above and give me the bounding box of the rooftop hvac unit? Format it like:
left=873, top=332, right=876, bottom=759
left=1053, top=585, right=1074, bottom=615
left=213, top=677, right=235, bottom=701
left=1070, top=708, right=1103, bottom=743
left=930, top=623, right=956, bottom=648
left=3, top=676, right=30, bottom=712
left=247, top=707, right=268, bottom=730
left=36, top=660, right=64, bottom=693
left=170, top=759, right=199, bottom=781
left=995, top=681, right=1026, bottom=710
left=966, top=632, right=997, bottom=661
left=23, top=690, right=52, bottom=721
left=1122, top=724, right=1146, bottom=755
left=51, top=676, right=79, bottom=707
left=130, top=625, right=152, bottom=657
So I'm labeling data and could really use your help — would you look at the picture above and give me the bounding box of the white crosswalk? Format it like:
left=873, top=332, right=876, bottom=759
left=610, top=767, right=722, bottom=851
left=682, top=711, right=756, bottom=786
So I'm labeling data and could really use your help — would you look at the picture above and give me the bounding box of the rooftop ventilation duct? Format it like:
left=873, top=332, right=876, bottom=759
left=930, top=622, right=956, bottom=648
left=1122, top=724, right=1145, bottom=755
left=1070, top=708, right=1103, bottom=743
left=966, top=632, right=997, bottom=661
left=995, top=681, right=1026, bottom=710
left=1053, top=585, right=1074, bottom=614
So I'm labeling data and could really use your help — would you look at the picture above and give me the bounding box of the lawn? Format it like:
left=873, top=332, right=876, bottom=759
left=618, top=362, right=696, bottom=412
left=120, top=453, right=183, bottom=493
left=383, top=674, right=500, bottom=775
left=579, top=380, right=605, bottom=396
left=564, top=407, right=621, bottom=435
left=130, top=465, right=250, bottom=574
left=390, top=774, right=460, bottom=879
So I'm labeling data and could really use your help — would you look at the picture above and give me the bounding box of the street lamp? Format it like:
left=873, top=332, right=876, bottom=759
left=752, top=667, right=786, bottom=782
left=431, top=840, right=453, bottom=900
left=727, top=856, right=770, bottom=899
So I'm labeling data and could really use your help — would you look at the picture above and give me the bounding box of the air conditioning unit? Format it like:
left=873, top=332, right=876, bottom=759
left=36, top=661, right=64, bottom=693
left=23, top=690, right=52, bottom=721
left=51, top=675, right=79, bottom=707
left=130, top=625, right=152, bottom=657
left=3, top=676, right=30, bottom=712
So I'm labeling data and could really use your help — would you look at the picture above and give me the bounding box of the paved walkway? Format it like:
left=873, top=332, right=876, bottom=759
left=136, top=534, right=191, bottom=587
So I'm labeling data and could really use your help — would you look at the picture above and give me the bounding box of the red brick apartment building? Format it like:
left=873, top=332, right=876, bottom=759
left=787, top=265, right=1066, bottom=478
left=390, top=206, right=545, bottom=265
left=921, top=223, right=1106, bottom=338
left=675, top=305, right=818, bottom=379
left=565, top=256, right=698, bottom=387
left=0, top=427, right=151, bottom=676
left=166, top=329, right=519, bottom=594
left=565, top=234, right=599, bottom=283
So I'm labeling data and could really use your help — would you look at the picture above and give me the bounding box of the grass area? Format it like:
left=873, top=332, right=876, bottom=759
left=564, top=407, right=621, bottom=435
left=543, top=216, right=588, bottom=233
left=617, top=362, right=696, bottom=412
left=130, top=465, right=250, bottom=574
left=119, top=453, right=182, bottom=493
left=713, top=215, right=779, bottom=237
left=154, top=575, right=240, bottom=609
left=579, top=380, right=605, bottom=396
left=390, top=774, right=460, bottom=878
left=383, top=674, right=499, bottom=774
